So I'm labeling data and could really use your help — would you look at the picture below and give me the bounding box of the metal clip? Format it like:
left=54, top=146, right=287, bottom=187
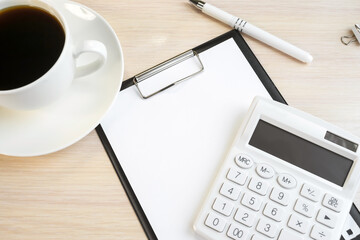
left=133, top=50, right=204, bottom=99
left=341, top=24, right=360, bottom=45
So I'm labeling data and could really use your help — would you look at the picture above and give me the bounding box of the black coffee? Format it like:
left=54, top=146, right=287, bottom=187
left=0, top=6, right=65, bottom=90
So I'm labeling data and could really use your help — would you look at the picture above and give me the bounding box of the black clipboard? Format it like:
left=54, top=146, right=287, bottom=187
left=96, top=30, right=360, bottom=240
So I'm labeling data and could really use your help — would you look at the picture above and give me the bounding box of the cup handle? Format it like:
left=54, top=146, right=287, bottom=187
left=74, top=40, right=107, bottom=78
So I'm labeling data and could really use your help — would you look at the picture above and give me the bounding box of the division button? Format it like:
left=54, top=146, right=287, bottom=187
left=310, top=224, right=332, bottom=240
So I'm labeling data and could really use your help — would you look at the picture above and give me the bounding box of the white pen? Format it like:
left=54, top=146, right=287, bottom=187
left=189, top=0, right=313, bottom=63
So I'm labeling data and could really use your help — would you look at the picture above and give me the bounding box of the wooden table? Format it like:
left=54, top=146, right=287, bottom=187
left=1, top=0, right=360, bottom=239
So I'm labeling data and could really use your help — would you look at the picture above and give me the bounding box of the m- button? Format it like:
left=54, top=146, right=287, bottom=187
left=277, top=173, right=297, bottom=189
left=234, top=154, right=253, bottom=169
left=256, top=163, right=274, bottom=179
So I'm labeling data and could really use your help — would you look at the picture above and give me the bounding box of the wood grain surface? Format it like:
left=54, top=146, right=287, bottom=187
left=1, top=0, right=360, bottom=239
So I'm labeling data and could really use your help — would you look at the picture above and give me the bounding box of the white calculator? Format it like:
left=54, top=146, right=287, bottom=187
left=194, top=97, right=360, bottom=240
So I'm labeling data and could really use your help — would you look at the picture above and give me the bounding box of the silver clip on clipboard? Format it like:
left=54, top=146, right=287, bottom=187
left=133, top=50, right=204, bottom=99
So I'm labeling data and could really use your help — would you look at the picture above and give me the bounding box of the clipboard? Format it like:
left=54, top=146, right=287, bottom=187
left=95, top=30, right=360, bottom=240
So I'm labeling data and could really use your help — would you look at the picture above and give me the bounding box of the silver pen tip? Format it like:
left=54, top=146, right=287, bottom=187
left=189, top=0, right=205, bottom=10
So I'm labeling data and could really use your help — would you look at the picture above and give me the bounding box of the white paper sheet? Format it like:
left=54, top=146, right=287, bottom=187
left=101, top=38, right=272, bottom=239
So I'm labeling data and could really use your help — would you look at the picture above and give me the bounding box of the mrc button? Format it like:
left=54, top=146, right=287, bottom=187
left=234, top=153, right=254, bottom=169
left=277, top=173, right=297, bottom=189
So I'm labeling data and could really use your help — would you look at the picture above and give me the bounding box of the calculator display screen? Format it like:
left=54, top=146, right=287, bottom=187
left=249, top=120, right=353, bottom=187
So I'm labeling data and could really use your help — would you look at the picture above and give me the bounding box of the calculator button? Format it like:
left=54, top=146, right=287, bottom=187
left=294, top=198, right=315, bottom=218
left=241, top=192, right=263, bottom=211
left=227, top=168, right=248, bottom=185
left=277, top=229, right=303, bottom=240
left=212, top=197, right=234, bottom=216
left=234, top=154, right=254, bottom=169
left=220, top=182, right=241, bottom=200
left=256, top=219, right=278, bottom=238
left=227, top=223, right=249, bottom=240
left=234, top=206, right=256, bottom=227
left=256, top=163, right=275, bottom=179
left=248, top=177, right=269, bottom=196
left=322, top=193, right=343, bottom=212
left=270, top=187, right=290, bottom=206
left=277, top=173, right=297, bottom=189
left=310, top=224, right=332, bottom=240
left=288, top=214, right=310, bottom=234
left=205, top=213, right=227, bottom=232
left=263, top=202, right=284, bottom=222
left=251, top=234, right=268, bottom=240
left=316, top=209, right=337, bottom=229
left=300, top=183, right=322, bottom=202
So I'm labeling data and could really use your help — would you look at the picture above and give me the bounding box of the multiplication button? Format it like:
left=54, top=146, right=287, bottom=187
left=288, top=214, right=310, bottom=234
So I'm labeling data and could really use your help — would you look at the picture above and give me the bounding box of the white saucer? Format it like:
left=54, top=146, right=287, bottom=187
left=0, top=1, right=124, bottom=157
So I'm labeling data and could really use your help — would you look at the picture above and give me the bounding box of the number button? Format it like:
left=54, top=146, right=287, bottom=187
left=256, top=163, right=275, bottom=179
left=288, top=214, right=310, bottom=234
left=220, top=182, right=241, bottom=200
left=227, top=167, right=248, bottom=185
left=212, top=197, right=234, bottom=216
left=277, top=173, right=297, bottom=189
left=234, top=206, right=256, bottom=227
left=270, top=187, right=290, bottom=206
left=294, top=198, right=315, bottom=218
left=256, top=219, right=278, bottom=238
left=227, top=223, right=249, bottom=240
left=300, top=183, right=322, bottom=202
left=248, top=177, right=269, bottom=196
left=263, top=202, right=284, bottom=222
left=234, top=154, right=253, bottom=169
left=241, top=192, right=262, bottom=211
left=322, top=193, right=343, bottom=212
left=204, top=212, right=226, bottom=232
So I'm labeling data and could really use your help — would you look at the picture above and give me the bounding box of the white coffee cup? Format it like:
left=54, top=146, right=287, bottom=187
left=0, top=0, right=107, bottom=110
